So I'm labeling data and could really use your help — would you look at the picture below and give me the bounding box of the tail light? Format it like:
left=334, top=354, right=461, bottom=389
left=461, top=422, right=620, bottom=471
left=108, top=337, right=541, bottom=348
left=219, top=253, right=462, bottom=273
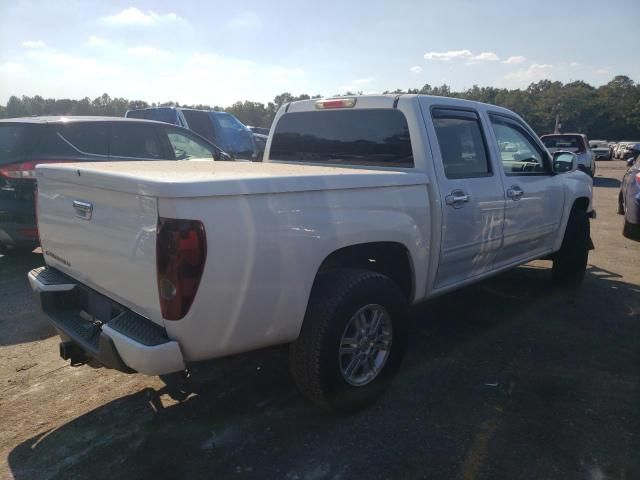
left=156, top=218, right=207, bottom=320
left=635, top=172, right=640, bottom=188
left=315, top=98, right=357, bottom=109
left=0, top=160, right=75, bottom=180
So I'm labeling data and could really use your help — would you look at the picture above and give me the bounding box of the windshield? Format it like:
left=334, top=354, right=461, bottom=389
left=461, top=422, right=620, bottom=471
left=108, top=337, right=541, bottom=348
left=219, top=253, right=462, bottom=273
left=209, top=112, right=254, bottom=158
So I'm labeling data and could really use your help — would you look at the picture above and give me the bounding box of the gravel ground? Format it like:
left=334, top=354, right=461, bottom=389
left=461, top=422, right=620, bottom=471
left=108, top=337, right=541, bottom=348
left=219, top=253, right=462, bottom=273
left=0, top=160, right=638, bottom=480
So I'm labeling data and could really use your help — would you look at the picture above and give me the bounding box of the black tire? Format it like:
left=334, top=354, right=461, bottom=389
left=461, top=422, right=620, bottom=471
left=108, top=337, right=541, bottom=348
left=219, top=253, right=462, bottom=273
left=290, top=269, right=408, bottom=412
left=623, top=219, right=640, bottom=240
left=552, top=207, right=590, bottom=287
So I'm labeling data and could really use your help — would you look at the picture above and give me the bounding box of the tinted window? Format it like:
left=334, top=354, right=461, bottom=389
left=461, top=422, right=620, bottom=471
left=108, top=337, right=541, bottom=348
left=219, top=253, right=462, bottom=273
left=165, top=129, right=216, bottom=160
left=109, top=124, right=164, bottom=159
left=270, top=109, right=414, bottom=167
left=0, top=125, right=30, bottom=165
left=58, top=123, right=108, bottom=155
left=127, top=108, right=179, bottom=125
left=32, top=126, right=78, bottom=158
left=432, top=110, right=490, bottom=178
left=182, top=110, right=218, bottom=143
left=491, top=116, right=549, bottom=175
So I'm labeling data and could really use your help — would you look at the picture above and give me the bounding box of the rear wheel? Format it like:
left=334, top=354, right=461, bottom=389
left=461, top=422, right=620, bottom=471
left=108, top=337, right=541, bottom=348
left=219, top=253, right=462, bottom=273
left=623, top=219, right=640, bottom=240
left=552, top=207, right=590, bottom=287
left=290, top=269, right=408, bottom=412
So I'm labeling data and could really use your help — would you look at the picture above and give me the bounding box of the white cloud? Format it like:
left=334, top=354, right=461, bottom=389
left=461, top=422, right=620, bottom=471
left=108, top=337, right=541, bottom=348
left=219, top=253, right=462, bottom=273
left=353, top=78, right=373, bottom=85
left=101, top=7, right=182, bottom=26
left=127, top=46, right=172, bottom=59
left=503, top=63, right=553, bottom=85
left=87, top=35, right=108, bottom=47
left=471, top=51, right=499, bottom=62
left=229, top=12, right=260, bottom=28
left=0, top=62, right=27, bottom=74
left=569, top=61, right=580, bottom=67
left=410, top=65, right=423, bottom=74
left=595, top=66, right=610, bottom=74
left=503, top=55, right=526, bottom=64
left=22, top=40, right=46, bottom=49
left=424, top=49, right=472, bottom=61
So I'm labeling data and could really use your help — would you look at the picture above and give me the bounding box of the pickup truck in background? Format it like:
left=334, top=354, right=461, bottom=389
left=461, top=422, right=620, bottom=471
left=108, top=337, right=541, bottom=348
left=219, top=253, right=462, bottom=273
left=30, top=95, right=594, bottom=411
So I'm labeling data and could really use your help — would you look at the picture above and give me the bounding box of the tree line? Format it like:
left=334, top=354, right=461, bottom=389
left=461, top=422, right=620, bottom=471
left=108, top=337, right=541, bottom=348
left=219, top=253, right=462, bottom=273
left=1, top=75, right=639, bottom=140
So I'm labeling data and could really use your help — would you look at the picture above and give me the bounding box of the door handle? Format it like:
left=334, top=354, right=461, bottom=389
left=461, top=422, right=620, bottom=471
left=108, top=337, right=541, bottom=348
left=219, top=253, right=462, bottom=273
left=507, top=186, right=524, bottom=201
left=445, top=190, right=470, bottom=208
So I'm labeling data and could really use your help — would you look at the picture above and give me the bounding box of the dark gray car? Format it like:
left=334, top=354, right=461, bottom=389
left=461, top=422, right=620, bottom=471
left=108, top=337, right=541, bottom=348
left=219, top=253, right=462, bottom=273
left=619, top=149, right=640, bottom=239
left=0, top=116, right=227, bottom=254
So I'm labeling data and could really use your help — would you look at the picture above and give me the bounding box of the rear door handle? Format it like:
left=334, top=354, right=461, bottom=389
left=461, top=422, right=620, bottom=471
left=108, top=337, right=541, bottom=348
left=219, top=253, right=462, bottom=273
left=445, top=190, right=470, bottom=208
left=507, top=185, right=524, bottom=201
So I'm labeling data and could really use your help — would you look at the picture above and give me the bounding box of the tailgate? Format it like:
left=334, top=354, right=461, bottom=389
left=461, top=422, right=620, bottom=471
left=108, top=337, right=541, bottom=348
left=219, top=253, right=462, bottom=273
left=37, top=175, right=162, bottom=325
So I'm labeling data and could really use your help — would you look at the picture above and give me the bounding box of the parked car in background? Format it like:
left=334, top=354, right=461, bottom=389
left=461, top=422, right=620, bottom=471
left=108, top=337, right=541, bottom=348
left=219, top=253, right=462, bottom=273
left=541, top=133, right=596, bottom=176
left=0, top=116, right=226, bottom=255
left=125, top=107, right=262, bottom=161
left=618, top=149, right=640, bottom=239
left=589, top=140, right=612, bottom=160
left=30, top=95, right=594, bottom=411
left=620, top=142, right=640, bottom=161
left=615, top=142, right=632, bottom=159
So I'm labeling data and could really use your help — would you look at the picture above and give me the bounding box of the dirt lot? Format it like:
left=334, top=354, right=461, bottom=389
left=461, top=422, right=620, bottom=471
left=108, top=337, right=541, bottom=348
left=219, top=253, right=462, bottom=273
left=1, top=161, right=638, bottom=480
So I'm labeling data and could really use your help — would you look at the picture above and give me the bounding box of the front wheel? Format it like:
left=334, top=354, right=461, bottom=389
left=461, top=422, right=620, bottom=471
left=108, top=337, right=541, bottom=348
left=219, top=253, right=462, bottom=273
left=290, top=269, right=408, bottom=412
left=552, top=208, right=590, bottom=287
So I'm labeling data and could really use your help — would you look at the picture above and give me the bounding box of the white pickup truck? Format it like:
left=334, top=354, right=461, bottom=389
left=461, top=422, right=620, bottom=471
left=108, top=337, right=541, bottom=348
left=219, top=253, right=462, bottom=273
left=29, top=95, right=595, bottom=411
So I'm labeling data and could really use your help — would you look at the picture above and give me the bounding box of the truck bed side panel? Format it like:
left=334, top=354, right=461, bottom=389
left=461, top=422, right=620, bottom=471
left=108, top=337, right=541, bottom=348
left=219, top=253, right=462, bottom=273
left=159, top=184, right=431, bottom=362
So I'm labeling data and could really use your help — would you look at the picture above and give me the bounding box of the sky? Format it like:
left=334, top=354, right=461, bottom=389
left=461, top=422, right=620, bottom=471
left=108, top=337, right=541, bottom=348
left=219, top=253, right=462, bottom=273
left=1, top=0, right=639, bottom=107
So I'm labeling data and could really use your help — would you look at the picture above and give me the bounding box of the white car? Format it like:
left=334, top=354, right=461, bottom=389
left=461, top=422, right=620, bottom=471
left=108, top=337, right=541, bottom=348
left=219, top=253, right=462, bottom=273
left=29, top=95, right=595, bottom=411
left=589, top=140, right=612, bottom=160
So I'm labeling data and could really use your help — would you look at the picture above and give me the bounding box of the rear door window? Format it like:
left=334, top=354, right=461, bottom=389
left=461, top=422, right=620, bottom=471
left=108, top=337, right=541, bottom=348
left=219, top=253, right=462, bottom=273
left=109, top=123, right=164, bottom=159
left=431, top=109, right=491, bottom=178
left=181, top=110, right=218, bottom=143
left=270, top=109, right=414, bottom=167
left=57, top=123, right=108, bottom=156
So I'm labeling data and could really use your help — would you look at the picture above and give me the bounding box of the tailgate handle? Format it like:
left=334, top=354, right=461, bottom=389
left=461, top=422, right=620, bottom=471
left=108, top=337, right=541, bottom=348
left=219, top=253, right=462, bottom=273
left=73, top=200, right=93, bottom=220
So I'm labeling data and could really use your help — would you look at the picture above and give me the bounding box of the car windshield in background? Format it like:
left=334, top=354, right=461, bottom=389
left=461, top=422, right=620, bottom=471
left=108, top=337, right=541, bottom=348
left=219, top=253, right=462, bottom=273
left=270, top=109, right=414, bottom=167
left=541, top=135, right=584, bottom=150
left=0, top=125, right=29, bottom=165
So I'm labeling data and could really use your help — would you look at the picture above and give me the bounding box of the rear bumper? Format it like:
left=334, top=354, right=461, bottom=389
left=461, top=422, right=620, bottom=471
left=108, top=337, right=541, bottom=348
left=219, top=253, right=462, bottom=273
left=28, top=266, right=185, bottom=375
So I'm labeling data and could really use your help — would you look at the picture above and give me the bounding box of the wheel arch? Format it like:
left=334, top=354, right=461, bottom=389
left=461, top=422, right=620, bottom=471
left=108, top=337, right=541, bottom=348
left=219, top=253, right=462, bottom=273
left=314, top=241, right=416, bottom=303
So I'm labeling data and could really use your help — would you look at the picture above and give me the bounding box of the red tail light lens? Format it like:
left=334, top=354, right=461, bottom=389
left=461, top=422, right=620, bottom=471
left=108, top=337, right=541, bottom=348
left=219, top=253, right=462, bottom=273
left=635, top=172, right=640, bottom=187
left=156, top=218, right=207, bottom=320
left=0, top=160, right=75, bottom=180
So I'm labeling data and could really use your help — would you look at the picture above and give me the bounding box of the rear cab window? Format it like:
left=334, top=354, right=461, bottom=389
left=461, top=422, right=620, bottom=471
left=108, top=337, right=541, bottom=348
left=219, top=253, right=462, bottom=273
left=541, top=134, right=587, bottom=153
left=269, top=109, right=414, bottom=167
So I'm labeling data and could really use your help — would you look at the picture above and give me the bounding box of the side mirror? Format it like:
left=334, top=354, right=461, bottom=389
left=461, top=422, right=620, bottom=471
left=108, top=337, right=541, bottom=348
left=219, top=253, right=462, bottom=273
left=552, top=151, right=577, bottom=173
left=628, top=157, right=637, bottom=168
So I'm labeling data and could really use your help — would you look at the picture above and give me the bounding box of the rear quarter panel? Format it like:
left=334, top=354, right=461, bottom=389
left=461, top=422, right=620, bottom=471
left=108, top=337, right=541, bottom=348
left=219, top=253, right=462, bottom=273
left=159, top=184, right=431, bottom=362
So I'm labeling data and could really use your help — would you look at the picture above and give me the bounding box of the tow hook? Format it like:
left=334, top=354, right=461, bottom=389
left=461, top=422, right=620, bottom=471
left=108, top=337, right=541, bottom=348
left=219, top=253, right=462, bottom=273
left=59, top=341, right=88, bottom=367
